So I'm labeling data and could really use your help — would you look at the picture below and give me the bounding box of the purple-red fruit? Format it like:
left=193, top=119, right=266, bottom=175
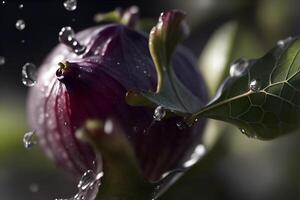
left=27, top=23, right=207, bottom=181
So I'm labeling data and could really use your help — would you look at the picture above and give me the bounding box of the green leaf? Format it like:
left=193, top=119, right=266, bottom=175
left=76, top=119, right=154, bottom=200
left=189, top=37, right=300, bottom=139
left=127, top=10, right=204, bottom=113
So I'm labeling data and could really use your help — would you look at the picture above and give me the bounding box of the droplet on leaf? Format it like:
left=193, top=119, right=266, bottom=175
left=249, top=79, right=261, bottom=92
left=229, top=58, right=249, bottom=77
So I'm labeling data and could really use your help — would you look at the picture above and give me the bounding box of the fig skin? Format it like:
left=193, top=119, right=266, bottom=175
left=27, top=23, right=208, bottom=181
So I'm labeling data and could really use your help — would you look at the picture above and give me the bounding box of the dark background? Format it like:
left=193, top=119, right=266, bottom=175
left=1, top=0, right=300, bottom=200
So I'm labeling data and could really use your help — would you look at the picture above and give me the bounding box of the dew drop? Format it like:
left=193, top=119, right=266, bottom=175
left=153, top=106, right=166, bottom=121
left=229, top=58, right=249, bottom=77
left=249, top=79, right=261, bottom=92
left=0, top=56, right=5, bottom=65
left=16, top=19, right=26, bottom=31
left=22, top=63, right=37, bottom=87
left=277, top=36, right=293, bottom=47
left=59, top=26, right=86, bottom=55
left=63, top=0, right=77, bottom=11
left=23, top=131, right=37, bottom=149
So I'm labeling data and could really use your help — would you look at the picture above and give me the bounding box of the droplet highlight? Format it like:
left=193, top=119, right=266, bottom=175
left=23, top=131, right=37, bottom=149
left=249, top=79, right=261, bottom=92
left=277, top=36, right=293, bottom=47
left=0, top=56, right=5, bottom=65
left=153, top=106, right=166, bottom=121
left=16, top=19, right=26, bottom=31
left=59, top=26, right=86, bottom=55
left=229, top=58, right=249, bottom=77
left=63, top=0, right=77, bottom=11
left=19, top=4, right=24, bottom=9
left=22, top=63, right=37, bottom=87
left=183, top=144, right=206, bottom=168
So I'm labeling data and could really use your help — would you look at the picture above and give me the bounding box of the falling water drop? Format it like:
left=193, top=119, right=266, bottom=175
left=249, top=79, right=261, bottom=92
left=153, top=106, right=166, bottom=121
left=59, top=26, right=86, bottom=55
left=16, top=19, right=26, bottom=31
left=63, top=0, right=77, bottom=11
left=0, top=56, right=5, bottom=65
left=277, top=36, right=293, bottom=47
left=229, top=58, right=249, bottom=77
left=22, top=63, right=37, bottom=87
left=23, top=131, right=37, bottom=149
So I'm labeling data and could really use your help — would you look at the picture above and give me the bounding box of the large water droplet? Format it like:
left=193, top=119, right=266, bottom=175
left=229, top=58, right=249, bottom=77
left=23, top=131, right=37, bottom=149
left=249, top=79, right=261, bottom=92
left=16, top=19, right=25, bottom=31
left=22, top=63, right=37, bottom=87
left=0, top=56, right=5, bottom=65
left=63, top=0, right=77, bottom=11
left=153, top=106, right=166, bottom=121
left=277, top=36, right=293, bottom=47
left=59, top=26, right=86, bottom=55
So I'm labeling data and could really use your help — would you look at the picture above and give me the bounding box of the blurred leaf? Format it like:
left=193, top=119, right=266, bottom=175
left=189, top=37, right=300, bottom=139
left=200, top=20, right=264, bottom=96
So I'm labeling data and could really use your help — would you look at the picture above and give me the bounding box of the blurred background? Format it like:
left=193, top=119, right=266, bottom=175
left=1, top=0, right=300, bottom=199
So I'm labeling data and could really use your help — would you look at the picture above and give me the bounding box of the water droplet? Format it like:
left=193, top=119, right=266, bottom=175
left=22, top=63, right=37, bottom=87
left=176, top=121, right=188, bottom=130
left=19, top=4, right=24, bottom=9
left=78, top=170, right=95, bottom=190
left=2, top=1, right=5, bottom=5
left=153, top=106, right=166, bottom=121
left=59, top=26, right=86, bottom=55
left=249, top=79, right=261, bottom=92
left=0, top=56, right=5, bottom=65
left=29, top=183, right=39, bottom=193
left=23, top=131, right=37, bottom=149
left=277, top=36, right=293, bottom=47
left=229, top=58, right=249, bottom=77
left=63, top=0, right=77, bottom=11
left=183, top=144, right=206, bottom=168
left=16, top=19, right=25, bottom=31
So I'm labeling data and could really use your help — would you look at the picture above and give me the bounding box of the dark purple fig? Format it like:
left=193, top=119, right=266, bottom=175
left=27, top=22, right=208, bottom=182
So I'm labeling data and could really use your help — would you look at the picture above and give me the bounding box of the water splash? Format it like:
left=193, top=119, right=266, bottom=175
left=153, top=106, right=166, bottom=121
left=59, top=26, right=86, bottom=55
left=229, top=58, right=249, bottom=77
left=0, top=56, right=5, bottom=65
left=63, top=0, right=77, bottom=11
left=23, top=131, right=37, bottom=149
left=55, top=170, right=103, bottom=200
left=16, top=19, right=26, bottom=31
left=249, top=79, right=261, bottom=92
left=22, top=63, right=37, bottom=87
